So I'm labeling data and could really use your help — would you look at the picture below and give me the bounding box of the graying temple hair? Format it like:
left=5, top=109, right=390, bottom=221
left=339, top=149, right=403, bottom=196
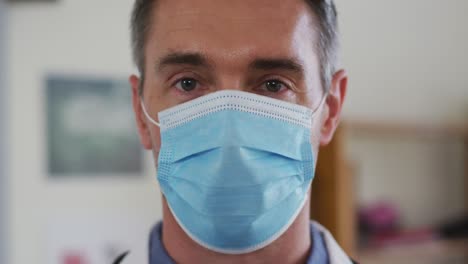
left=131, top=0, right=340, bottom=95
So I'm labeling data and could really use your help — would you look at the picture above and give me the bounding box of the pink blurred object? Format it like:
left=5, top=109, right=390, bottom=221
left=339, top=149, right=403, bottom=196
left=359, top=202, right=400, bottom=234
left=62, top=252, right=89, bottom=264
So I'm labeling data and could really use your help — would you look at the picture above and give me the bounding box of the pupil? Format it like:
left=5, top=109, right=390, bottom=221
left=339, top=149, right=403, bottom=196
left=266, top=80, right=281, bottom=92
left=181, top=78, right=196, bottom=91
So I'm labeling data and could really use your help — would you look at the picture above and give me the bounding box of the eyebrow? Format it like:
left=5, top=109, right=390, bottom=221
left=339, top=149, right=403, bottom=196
left=156, top=53, right=305, bottom=77
left=157, top=52, right=211, bottom=71
left=249, top=58, right=304, bottom=75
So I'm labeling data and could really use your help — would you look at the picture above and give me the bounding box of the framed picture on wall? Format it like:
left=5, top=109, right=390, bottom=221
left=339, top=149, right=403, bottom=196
left=46, top=75, right=143, bottom=177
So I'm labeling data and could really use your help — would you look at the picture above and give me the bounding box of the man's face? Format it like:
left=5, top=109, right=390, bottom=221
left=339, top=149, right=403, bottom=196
left=131, top=0, right=345, bottom=163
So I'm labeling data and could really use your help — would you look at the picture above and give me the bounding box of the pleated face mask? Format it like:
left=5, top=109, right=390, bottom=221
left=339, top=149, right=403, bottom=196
left=141, top=90, right=325, bottom=254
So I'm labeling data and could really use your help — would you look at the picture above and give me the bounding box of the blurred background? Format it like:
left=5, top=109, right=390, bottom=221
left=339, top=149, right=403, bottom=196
left=0, top=0, right=467, bottom=263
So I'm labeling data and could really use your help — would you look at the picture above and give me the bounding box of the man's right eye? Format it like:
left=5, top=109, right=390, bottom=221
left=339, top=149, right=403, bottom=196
left=175, top=78, right=199, bottom=92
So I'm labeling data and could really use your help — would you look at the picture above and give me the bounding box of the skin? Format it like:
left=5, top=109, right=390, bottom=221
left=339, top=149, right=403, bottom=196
left=130, top=0, right=347, bottom=263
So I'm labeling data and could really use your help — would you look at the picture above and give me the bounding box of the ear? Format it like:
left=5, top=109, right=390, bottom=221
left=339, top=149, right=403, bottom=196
left=130, top=74, right=153, bottom=150
left=319, top=69, right=348, bottom=145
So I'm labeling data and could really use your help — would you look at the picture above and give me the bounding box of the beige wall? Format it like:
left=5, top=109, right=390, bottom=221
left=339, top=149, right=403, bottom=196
left=1, top=1, right=7, bottom=263
left=5, top=0, right=468, bottom=263
left=337, top=0, right=468, bottom=123
left=7, top=1, right=161, bottom=264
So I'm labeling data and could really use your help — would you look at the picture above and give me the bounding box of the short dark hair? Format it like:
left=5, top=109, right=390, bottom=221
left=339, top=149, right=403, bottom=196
left=131, top=0, right=340, bottom=95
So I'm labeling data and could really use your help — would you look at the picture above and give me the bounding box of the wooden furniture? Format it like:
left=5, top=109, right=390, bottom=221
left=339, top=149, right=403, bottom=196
left=311, top=125, right=357, bottom=256
left=310, top=120, right=468, bottom=258
left=466, top=137, right=468, bottom=210
left=348, top=120, right=468, bottom=209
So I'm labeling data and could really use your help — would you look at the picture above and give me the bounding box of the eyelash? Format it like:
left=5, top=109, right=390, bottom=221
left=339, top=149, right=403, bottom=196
left=171, top=76, right=292, bottom=94
left=262, top=79, right=289, bottom=92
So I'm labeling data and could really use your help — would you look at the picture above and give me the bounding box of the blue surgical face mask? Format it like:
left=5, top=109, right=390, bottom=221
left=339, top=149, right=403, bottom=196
left=141, top=90, right=325, bottom=254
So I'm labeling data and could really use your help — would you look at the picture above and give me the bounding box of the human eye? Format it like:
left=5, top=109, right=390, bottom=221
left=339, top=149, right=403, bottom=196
left=174, top=77, right=200, bottom=92
left=262, top=79, right=289, bottom=93
left=168, top=72, right=211, bottom=101
left=254, top=78, right=294, bottom=97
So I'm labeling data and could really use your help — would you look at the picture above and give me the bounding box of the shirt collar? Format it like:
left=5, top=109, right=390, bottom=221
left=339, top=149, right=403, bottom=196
left=149, top=221, right=329, bottom=264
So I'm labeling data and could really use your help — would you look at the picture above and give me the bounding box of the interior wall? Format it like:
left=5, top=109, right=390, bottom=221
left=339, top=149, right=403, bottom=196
left=0, top=1, right=7, bottom=263
left=336, top=0, right=468, bottom=123
left=7, top=1, right=161, bottom=264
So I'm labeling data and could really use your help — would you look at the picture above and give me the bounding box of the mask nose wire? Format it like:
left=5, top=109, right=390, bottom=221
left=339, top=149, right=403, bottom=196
left=140, top=91, right=328, bottom=127
left=140, top=98, right=160, bottom=127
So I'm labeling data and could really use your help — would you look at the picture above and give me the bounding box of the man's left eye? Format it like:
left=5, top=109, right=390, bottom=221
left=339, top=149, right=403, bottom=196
left=263, top=80, right=287, bottom=93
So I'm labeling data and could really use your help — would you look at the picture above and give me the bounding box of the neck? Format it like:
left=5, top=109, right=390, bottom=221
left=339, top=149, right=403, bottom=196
left=161, top=197, right=312, bottom=264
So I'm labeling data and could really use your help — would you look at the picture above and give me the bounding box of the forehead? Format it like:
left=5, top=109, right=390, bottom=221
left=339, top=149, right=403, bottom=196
left=147, top=0, right=319, bottom=64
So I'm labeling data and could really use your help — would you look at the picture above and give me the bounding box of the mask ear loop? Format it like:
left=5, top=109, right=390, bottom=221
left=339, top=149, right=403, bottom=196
left=310, top=91, right=329, bottom=118
left=140, top=98, right=160, bottom=127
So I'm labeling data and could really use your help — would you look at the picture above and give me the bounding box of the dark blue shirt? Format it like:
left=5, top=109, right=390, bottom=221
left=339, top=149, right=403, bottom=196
left=149, top=221, right=330, bottom=264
